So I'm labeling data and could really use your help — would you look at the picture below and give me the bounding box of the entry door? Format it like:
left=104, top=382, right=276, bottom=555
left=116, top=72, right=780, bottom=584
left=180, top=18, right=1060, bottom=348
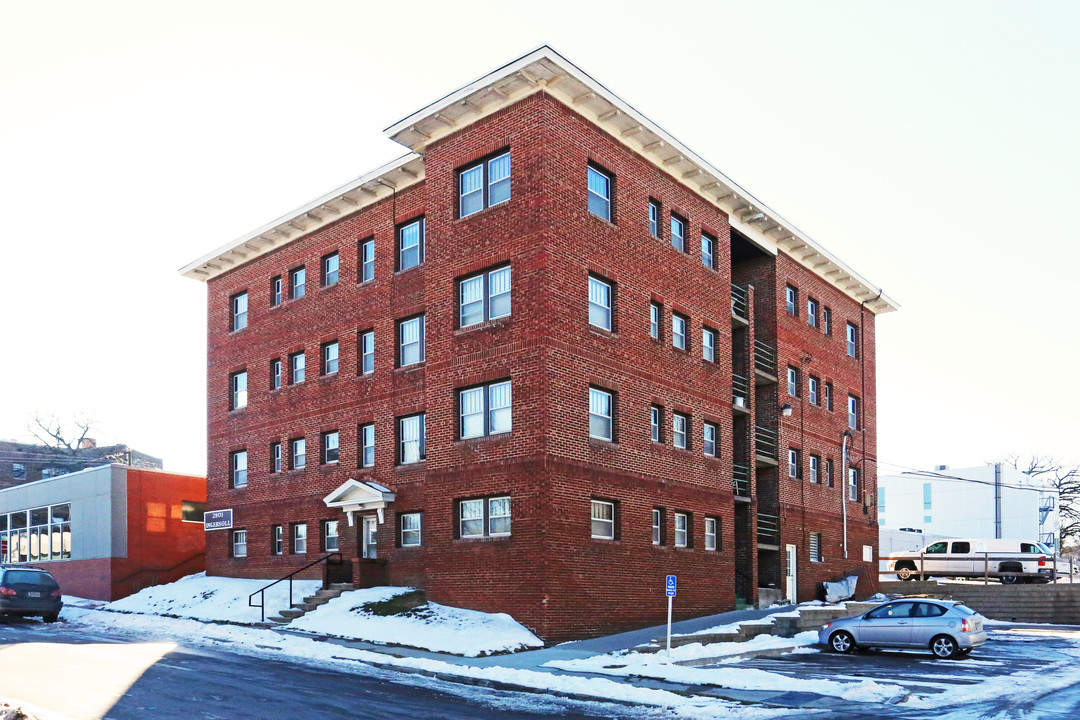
left=362, top=517, right=377, bottom=559
left=785, top=544, right=798, bottom=602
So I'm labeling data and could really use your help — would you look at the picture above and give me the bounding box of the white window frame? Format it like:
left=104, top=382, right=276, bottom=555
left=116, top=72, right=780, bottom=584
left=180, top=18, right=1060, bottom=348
left=360, top=424, right=375, bottom=468
left=323, top=341, right=339, bottom=375
left=459, top=381, right=512, bottom=439
left=231, top=292, right=248, bottom=331
left=360, top=331, right=374, bottom=375
left=398, top=414, right=426, bottom=465
left=401, top=513, right=422, bottom=547
left=674, top=513, right=688, bottom=548
left=459, top=497, right=511, bottom=538
left=459, top=498, right=485, bottom=538
left=809, top=455, right=820, bottom=484
left=271, top=358, right=282, bottom=390
left=291, top=438, right=306, bottom=470
left=360, top=238, right=375, bottom=283
left=324, top=520, right=339, bottom=551
left=591, top=500, right=615, bottom=540
left=323, top=252, right=339, bottom=287
left=652, top=508, right=662, bottom=545
left=848, top=395, right=859, bottom=429
left=822, top=307, right=832, bottom=335
left=672, top=313, right=687, bottom=350
left=847, top=323, right=858, bottom=358
left=459, top=265, right=512, bottom=328
left=232, top=530, right=247, bottom=558
left=701, top=233, right=715, bottom=269
left=703, top=422, right=717, bottom=457
left=398, top=218, right=425, bottom=271
left=291, top=267, right=306, bottom=299
left=271, top=442, right=282, bottom=474
left=702, top=327, right=716, bottom=362
left=589, top=387, right=614, bottom=441
left=588, top=275, right=612, bottom=331
left=650, top=405, right=660, bottom=443
left=459, top=151, right=511, bottom=218
left=672, top=413, right=688, bottom=450
left=787, top=366, right=798, bottom=397
left=398, top=315, right=425, bottom=367
left=824, top=382, right=833, bottom=411
left=649, top=302, right=660, bottom=339
left=788, top=448, right=800, bottom=479
left=323, top=431, right=339, bottom=465
left=704, top=517, right=717, bottom=551
left=807, top=298, right=818, bottom=327
left=848, top=468, right=859, bottom=502
left=810, top=532, right=822, bottom=562
left=293, top=523, right=307, bottom=554
left=291, top=352, right=305, bottom=384
left=271, top=525, right=283, bottom=555
left=231, top=371, right=247, bottom=410
left=670, top=215, right=685, bottom=252
left=587, top=166, right=611, bottom=221
left=808, top=376, right=819, bottom=405
left=232, top=450, right=248, bottom=488
left=648, top=200, right=660, bottom=237
left=785, top=285, right=797, bottom=315
left=270, top=276, right=282, bottom=307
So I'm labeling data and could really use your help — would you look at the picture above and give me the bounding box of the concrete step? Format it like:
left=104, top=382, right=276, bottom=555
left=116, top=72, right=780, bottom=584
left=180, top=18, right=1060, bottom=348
left=267, top=615, right=291, bottom=624
left=276, top=608, right=304, bottom=619
left=302, top=596, right=333, bottom=606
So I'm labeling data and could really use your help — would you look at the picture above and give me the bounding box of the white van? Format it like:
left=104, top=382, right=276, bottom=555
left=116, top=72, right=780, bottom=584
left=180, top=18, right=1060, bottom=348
left=887, top=539, right=1059, bottom=584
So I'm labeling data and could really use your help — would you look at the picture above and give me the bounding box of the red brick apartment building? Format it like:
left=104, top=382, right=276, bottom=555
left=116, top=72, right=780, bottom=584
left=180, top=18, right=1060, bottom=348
left=181, top=47, right=898, bottom=640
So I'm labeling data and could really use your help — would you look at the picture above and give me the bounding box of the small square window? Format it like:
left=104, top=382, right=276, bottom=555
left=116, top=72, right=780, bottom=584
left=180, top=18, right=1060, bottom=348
left=587, top=165, right=612, bottom=221
left=588, top=275, right=613, bottom=331
left=589, top=387, right=614, bottom=441
left=591, top=499, right=616, bottom=540
left=322, top=252, right=339, bottom=287
left=460, top=151, right=511, bottom=218
left=459, top=265, right=511, bottom=328
left=459, top=381, right=513, bottom=439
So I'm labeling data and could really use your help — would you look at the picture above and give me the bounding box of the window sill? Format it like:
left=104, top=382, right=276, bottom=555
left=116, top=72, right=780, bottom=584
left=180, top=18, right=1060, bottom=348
left=588, top=437, right=620, bottom=450
left=318, top=373, right=338, bottom=383
left=320, top=462, right=339, bottom=469
left=228, top=327, right=248, bottom=337
left=453, top=433, right=512, bottom=447
left=394, top=264, right=425, bottom=277
left=590, top=536, right=619, bottom=542
left=357, top=278, right=376, bottom=289
left=320, top=282, right=340, bottom=293
left=454, top=535, right=511, bottom=543
left=588, top=327, right=618, bottom=339
left=455, top=316, right=511, bottom=336
left=454, top=200, right=510, bottom=224
left=394, top=364, right=426, bottom=375
left=227, top=408, right=246, bottom=417
left=588, top=213, right=617, bottom=230
left=394, top=462, right=426, bottom=472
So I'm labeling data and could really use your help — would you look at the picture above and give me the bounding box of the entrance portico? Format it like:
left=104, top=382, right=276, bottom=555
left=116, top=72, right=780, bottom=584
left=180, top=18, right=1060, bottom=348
left=322, top=479, right=396, bottom=587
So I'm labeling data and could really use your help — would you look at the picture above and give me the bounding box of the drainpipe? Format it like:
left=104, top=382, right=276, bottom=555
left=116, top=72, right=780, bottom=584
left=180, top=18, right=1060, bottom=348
left=842, top=429, right=852, bottom=559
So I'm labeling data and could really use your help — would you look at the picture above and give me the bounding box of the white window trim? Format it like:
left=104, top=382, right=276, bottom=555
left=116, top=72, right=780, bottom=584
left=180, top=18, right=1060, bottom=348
left=674, top=513, right=688, bottom=548
left=704, top=518, right=717, bottom=551
left=588, top=275, right=613, bottom=331
left=589, top=387, right=614, bottom=441
left=401, top=512, right=422, bottom=547
left=672, top=413, right=688, bottom=450
left=591, top=500, right=616, bottom=540
left=232, top=530, right=247, bottom=558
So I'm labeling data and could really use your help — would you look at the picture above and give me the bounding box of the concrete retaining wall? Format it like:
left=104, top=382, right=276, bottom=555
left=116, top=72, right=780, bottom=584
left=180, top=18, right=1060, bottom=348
left=880, top=581, right=1080, bottom=624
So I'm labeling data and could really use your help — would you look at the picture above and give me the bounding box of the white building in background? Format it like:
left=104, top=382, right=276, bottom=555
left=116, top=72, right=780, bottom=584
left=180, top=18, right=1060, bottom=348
left=877, top=463, right=1060, bottom=549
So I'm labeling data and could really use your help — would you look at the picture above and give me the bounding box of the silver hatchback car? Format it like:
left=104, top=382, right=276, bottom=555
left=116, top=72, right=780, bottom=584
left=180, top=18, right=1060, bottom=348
left=818, top=598, right=988, bottom=659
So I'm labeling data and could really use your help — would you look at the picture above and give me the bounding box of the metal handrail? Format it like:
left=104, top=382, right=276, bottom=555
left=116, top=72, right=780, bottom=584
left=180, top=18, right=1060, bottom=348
left=757, top=513, right=780, bottom=544
left=731, top=283, right=749, bottom=321
left=248, top=552, right=342, bottom=622
left=733, top=464, right=751, bottom=497
left=755, top=425, right=778, bottom=460
left=754, top=340, right=777, bottom=376
left=732, top=373, right=750, bottom=406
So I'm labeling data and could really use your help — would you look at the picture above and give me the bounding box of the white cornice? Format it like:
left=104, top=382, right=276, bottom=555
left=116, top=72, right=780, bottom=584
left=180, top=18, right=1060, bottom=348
left=179, top=153, right=425, bottom=281
left=385, top=46, right=898, bottom=314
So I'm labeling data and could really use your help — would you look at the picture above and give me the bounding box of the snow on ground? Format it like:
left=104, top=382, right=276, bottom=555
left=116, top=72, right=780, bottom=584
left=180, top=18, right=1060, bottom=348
left=288, top=586, right=543, bottom=656
left=59, top=606, right=792, bottom=719
left=103, top=572, right=320, bottom=624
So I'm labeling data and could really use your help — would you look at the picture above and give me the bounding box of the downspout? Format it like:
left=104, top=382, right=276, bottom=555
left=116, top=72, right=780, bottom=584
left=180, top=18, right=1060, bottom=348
left=842, top=430, right=851, bottom=559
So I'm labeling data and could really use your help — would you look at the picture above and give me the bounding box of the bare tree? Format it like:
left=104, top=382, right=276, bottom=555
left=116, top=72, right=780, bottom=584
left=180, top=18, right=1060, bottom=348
left=1005, top=454, right=1080, bottom=546
left=28, top=412, right=96, bottom=453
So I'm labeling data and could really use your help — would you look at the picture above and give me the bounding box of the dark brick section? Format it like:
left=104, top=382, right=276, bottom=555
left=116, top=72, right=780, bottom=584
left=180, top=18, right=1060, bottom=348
left=202, top=93, right=884, bottom=640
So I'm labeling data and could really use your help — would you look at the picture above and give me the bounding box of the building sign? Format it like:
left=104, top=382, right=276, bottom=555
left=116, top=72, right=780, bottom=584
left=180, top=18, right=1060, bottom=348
left=203, top=509, right=233, bottom=531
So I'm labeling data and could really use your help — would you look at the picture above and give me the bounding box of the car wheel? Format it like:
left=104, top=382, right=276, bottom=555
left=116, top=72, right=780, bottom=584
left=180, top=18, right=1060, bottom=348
left=1000, top=575, right=1019, bottom=585
left=42, top=614, right=59, bottom=624
left=830, top=630, right=856, bottom=654
left=931, top=635, right=959, bottom=659
left=896, top=565, right=916, bottom=581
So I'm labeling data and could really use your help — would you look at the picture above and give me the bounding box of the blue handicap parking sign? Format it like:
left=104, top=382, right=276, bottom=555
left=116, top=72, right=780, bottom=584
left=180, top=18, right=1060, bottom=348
left=665, top=574, right=677, bottom=597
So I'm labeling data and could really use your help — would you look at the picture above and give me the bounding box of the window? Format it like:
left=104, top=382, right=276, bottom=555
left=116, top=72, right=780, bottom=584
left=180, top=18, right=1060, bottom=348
left=848, top=468, right=860, bottom=502
left=807, top=297, right=818, bottom=328
left=291, top=438, right=306, bottom=469
left=271, top=525, right=283, bottom=555
left=293, top=523, right=307, bottom=554
left=824, top=382, right=834, bottom=411
left=672, top=313, right=687, bottom=350
left=703, top=422, right=717, bottom=457
left=648, top=200, right=660, bottom=237
left=290, top=352, right=305, bottom=384
left=825, top=458, right=834, bottom=487
left=359, top=330, right=374, bottom=375
left=810, top=532, right=822, bottom=562
left=398, top=414, right=426, bottom=464
left=322, top=252, right=339, bottom=287
left=290, top=267, right=306, bottom=299
left=271, top=276, right=282, bottom=307
left=322, top=431, right=339, bottom=464
left=360, top=238, right=375, bottom=283
left=591, top=500, right=616, bottom=540
left=231, top=450, right=248, bottom=488
left=322, top=341, right=339, bottom=375
left=270, top=358, right=282, bottom=390
left=788, top=448, right=801, bottom=479
left=12, top=463, right=25, bottom=479
left=822, top=307, right=832, bottom=335
left=232, top=530, right=247, bottom=558
left=649, top=302, right=661, bottom=340
left=459, top=496, right=511, bottom=538
left=809, top=455, right=820, bottom=484
left=588, top=275, right=613, bottom=331
left=400, top=513, right=422, bottom=547
left=587, top=165, right=612, bottom=221
left=270, top=442, right=283, bottom=474
left=701, top=232, right=715, bottom=269
left=785, top=285, right=798, bottom=315
left=459, top=151, right=511, bottom=217
left=846, top=323, right=858, bottom=358
left=702, top=327, right=716, bottom=362
left=459, top=381, right=512, bottom=439
left=398, top=217, right=425, bottom=271
left=672, top=412, right=688, bottom=450
left=848, top=395, right=859, bottom=429
left=652, top=508, right=663, bottom=545
left=41, top=468, right=65, bottom=479
left=324, top=521, right=339, bottom=551
left=787, top=366, right=800, bottom=397
left=589, top=387, right=614, bottom=441
left=650, top=405, right=662, bottom=443
left=360, top=424, right=375, bottom=468
left=808, top=376, right=819, bottom=405
left=704, top=517, right=718, bottom=551
left=231, top=292, right=248, bottom=331
left=230, top=371, right=248, bottom=410
left=459, top=265, right=511, bottom=327
left=398, top=315, right=425, bottom=367
left=674, top=512, right=689, bottom=548
left=180, top=501, right=206, bottom=523
left=670, top=215, right=686, bottom=253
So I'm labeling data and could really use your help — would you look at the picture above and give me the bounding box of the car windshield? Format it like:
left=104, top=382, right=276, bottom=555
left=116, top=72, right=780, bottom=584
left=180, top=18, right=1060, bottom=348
left=953, top=604, right=978, bottom=616
left=2, top=571, right=58, bottom=587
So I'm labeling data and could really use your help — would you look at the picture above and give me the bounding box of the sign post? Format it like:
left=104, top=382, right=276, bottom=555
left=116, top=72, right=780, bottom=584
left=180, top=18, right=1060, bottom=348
left=665, top=574, right=677, bottom=660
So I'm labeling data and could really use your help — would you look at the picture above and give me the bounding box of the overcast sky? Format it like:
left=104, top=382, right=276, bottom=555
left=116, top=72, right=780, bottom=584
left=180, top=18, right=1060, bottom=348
left=1, top=1, right=1076, bottom=477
